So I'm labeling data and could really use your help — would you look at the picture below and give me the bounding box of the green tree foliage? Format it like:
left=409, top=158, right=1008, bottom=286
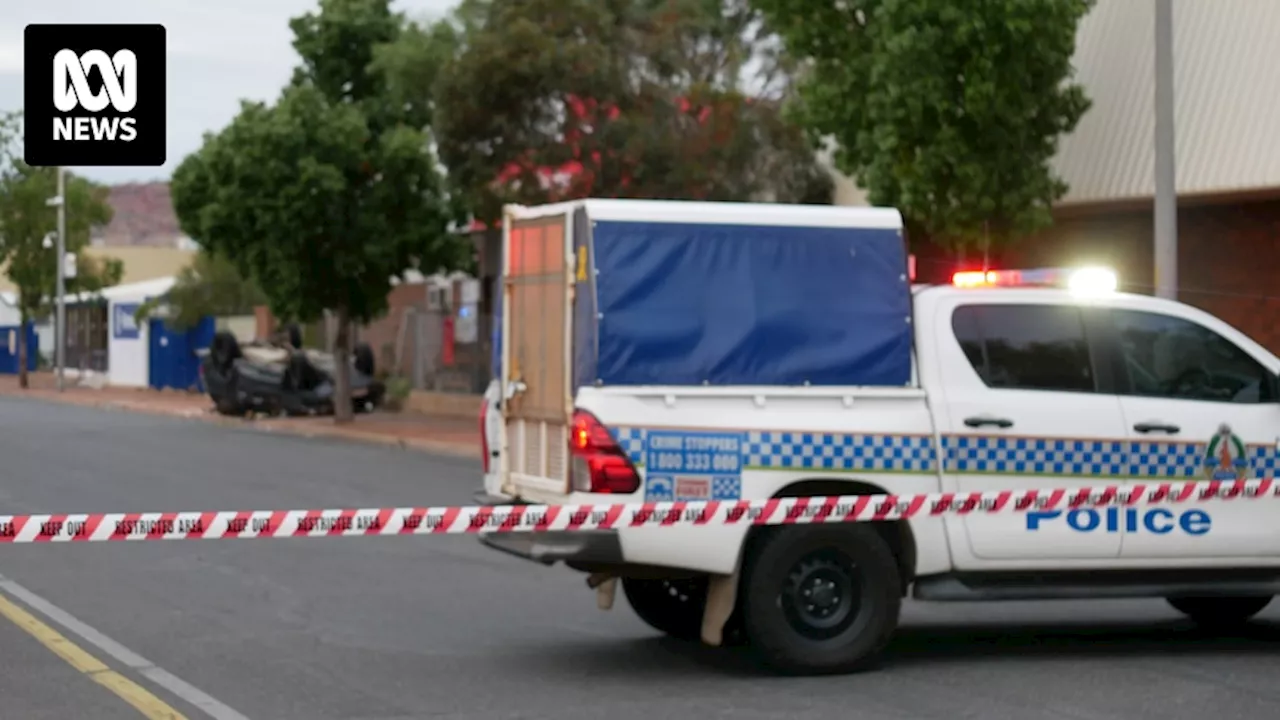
left=0, top=163, right=119, bottom=388
left=171, top=0, right=462, bottom=422
left=135, top=250, right=268, bottom=331
left=405, top=0, right=832, bottom=224
left=752, top=0, right=1094, bottom=249
left=0, top=111, right=19, bottom=168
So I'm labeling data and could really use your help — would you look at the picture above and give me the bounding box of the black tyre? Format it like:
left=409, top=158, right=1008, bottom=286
left=214, top=391, right=241, bottom=415
left=622, top=576, right=708, bottom=641
left=364, top=380, right=386, bottom=409
left=1167, top=595, right=1273, bottom=627
left=353, top=342, right=375, bottom=377
left=210, top=331, right=242, bottom=374
left=205, top=359, right=242, bottom=415
left=286, top=351, right=324, bottom=392
left=741, top=524, right=901, bottom=675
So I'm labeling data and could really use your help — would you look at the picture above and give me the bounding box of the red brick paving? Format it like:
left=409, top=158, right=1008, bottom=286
left=0, top=373, right=481, bottom=459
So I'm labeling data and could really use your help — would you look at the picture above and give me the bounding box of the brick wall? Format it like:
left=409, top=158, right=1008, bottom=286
left=1177, top=201, right=1280, bottom=352
left=911, top=198, right=1280, bottom=354
left=359, top=283, right=430, bottom=376
left=250, top=277, right=490, bottom=390
left=253, top=306, right=275, bottom=340
left=250, top=284, right=426, bottom=375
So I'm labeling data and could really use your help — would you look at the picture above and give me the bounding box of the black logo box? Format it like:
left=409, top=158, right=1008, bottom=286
left=23, top=23, right=166, bottom=167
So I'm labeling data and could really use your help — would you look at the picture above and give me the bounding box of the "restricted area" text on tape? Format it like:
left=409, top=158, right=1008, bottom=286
left=0, top=478, right=1274, bottom=544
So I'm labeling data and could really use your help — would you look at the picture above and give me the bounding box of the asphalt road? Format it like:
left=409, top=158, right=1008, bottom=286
left=2, top=397, right=1280, bottom=720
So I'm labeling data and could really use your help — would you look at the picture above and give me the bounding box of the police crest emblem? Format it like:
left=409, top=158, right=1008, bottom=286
left=1204, top=423, right=1249, bottom=481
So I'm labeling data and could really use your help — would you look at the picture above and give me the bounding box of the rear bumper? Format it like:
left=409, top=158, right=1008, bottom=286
left=472, top=490, right=623, bottom=566
left=481, top=531, right=623, bottom=566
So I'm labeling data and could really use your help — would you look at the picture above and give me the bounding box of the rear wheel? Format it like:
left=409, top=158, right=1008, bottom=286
left=741, top=524, right=900, bottom=675
left=622, top=576, right=707, bottom=641
left=1166, top=595, right=1272, bottom=627
left=210, top=331, right=242, bottom=374
left=353, top=342, right=375, bottom=377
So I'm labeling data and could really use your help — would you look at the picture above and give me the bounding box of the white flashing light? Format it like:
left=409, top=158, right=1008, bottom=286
left=951, top=266, right=1118, bottom=295
left=1066, top=267, right=1118, bottom=296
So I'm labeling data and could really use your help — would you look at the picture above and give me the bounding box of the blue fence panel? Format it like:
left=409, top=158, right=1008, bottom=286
left=148, top=316, right=216, bottom=390
left=0, top=323, right=39, bottom=374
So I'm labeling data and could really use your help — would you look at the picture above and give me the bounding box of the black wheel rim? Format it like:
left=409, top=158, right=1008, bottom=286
left=659, top=579, right=698, bottom=604
left=779, top=548, right=861, bottom=640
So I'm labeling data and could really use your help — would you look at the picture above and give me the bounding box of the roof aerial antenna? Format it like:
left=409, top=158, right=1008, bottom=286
left=982, top=220, right=991, bottom=274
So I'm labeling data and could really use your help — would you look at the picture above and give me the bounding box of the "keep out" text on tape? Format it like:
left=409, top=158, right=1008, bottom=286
left=0, top=478, right=1274, bottom=544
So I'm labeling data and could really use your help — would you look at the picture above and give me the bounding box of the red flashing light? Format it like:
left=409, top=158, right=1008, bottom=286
left=952, top=270, right=1027, bottom=287
left=952, top=270, right=992, bottom=287
left=569, top=410, right=641, bottom=494
left=950, top=267, right=1117, bottom=292
left=950, top=268, right=1039, bottom=287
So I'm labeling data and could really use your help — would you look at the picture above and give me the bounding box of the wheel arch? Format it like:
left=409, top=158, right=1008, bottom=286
left=743, top=477, right=917, bottom=594
left=700, top=477, right=921, bottom=648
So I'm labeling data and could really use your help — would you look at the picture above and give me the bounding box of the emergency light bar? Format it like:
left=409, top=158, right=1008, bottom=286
left=951, top=266, right=1118, bottom=294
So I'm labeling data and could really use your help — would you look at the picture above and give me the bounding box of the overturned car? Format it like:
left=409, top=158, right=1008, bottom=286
left=200, top=331, right=385, bottom=417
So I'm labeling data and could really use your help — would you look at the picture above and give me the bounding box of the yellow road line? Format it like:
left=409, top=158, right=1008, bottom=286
left=0, top=591, right=187, bottom=719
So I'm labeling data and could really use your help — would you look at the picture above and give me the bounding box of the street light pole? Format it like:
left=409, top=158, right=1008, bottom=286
left=1153, top=0, right=1177, bottom=300
left=55, top=166, right=66, bottom=391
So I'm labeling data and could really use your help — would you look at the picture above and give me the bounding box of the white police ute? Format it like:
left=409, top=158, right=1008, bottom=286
left=475, top=198, right=1280, bottom=675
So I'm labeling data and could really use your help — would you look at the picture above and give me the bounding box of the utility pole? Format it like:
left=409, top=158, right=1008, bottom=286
left=1153, top=0, right=1177, bottom=300
left=55, top=166, right=66, bottom=391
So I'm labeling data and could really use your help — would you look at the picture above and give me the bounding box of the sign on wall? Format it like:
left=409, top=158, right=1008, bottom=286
left=455, top=304, right=478, bottom=344
left=113, top=303, right=141, bottom=339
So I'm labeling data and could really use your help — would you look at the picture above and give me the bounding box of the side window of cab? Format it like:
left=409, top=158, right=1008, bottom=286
left=1109, top=309, right=1276, bottom=404
left=951, top=304, right=1101, bottom=392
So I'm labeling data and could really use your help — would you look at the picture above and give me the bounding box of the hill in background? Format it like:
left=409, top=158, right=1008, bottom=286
left=90, top=181, right=188, bottom=248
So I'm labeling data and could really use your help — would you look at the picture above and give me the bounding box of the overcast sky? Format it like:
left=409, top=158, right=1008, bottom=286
left=0, top=0, right=459, bottom=185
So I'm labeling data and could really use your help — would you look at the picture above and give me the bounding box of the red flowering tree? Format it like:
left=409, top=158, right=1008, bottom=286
left=389, top=0, right=832, bottom=224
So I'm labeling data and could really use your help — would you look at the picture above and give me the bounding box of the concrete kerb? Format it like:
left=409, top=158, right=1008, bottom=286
left=208, top=415, right=480, bottom=459
left=6, top=390, right=479, bottom=460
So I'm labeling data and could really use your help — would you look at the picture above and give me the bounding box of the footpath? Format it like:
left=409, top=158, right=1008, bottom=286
left=0, top=373, right=480, bottom=459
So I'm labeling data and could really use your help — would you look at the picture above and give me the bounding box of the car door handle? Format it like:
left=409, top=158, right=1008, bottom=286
left=1133, top=422, right=1180, bottom=434
left=964, top=415, right=1013, bottom=429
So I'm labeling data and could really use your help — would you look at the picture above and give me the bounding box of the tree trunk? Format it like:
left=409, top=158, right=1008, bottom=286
left=17, top=311, right=28, bottom=390
left=332, top=308, right=354, bottom=424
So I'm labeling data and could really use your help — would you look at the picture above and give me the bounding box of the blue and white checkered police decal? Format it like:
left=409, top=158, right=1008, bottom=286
left=743, top=431, right=937, bottom=473
left=642, top=429, right=746, bottom=502
left=944, top=435, right=1279, bottom=479
left=615, top=427, right=941, bottom=474
left=612, top=427, right=646, bottom=465
left=1129, top=440, right=1215, bottom=478
left=711, top=476, right=742, bottom=498
left=610, top=426, right=1279, bottom=480
left=942, top=436, right=1129, bottom=477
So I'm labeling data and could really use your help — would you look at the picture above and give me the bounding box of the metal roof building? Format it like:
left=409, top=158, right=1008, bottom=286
left=1056, top=0, right=1280, bottom=206
left=825, top=0, right=1280, bottom=209
left=831, top=0, right=1280, bottom=353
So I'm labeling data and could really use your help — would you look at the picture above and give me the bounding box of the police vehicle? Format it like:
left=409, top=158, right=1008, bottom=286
left=475, top=198, right=1280, bottom=674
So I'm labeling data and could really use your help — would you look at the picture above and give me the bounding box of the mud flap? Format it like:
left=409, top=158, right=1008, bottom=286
left=700, top=570, right=739, bottom=646
left=595, top=577, right=618, bottom=610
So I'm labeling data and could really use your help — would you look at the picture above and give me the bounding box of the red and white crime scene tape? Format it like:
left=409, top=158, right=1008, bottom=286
left=0, top=478, right=1275, bottom=544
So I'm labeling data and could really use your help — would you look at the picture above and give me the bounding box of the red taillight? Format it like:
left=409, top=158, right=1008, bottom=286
left=479, top=398, right=490, bottom=473
left=569, top=410, right=640, bottom=494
